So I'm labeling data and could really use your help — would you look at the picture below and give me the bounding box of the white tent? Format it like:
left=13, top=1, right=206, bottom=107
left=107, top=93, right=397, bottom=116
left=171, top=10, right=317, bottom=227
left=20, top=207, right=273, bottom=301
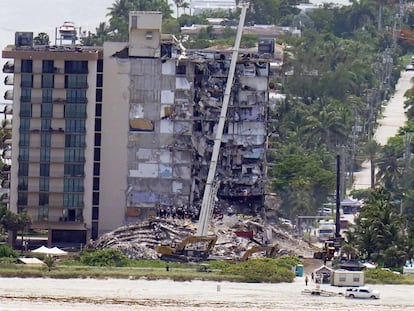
left=32, top=246, right=68, bottom=256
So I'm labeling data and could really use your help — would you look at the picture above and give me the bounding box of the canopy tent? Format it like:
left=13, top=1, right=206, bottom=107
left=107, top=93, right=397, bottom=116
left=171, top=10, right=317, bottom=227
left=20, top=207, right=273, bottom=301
left=32, top=246, right=68, bottom=256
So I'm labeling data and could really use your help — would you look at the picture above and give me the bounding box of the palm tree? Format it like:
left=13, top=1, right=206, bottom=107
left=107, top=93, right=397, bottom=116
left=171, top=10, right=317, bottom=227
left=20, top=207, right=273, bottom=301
left=363, top=139, right=381, bottom=189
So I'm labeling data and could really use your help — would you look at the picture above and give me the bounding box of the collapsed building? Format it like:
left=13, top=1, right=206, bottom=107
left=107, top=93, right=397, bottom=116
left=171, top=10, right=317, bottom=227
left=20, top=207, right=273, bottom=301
left=120, top=13, right=275, bottom=224
left=1, top=10, right=278, bottom=245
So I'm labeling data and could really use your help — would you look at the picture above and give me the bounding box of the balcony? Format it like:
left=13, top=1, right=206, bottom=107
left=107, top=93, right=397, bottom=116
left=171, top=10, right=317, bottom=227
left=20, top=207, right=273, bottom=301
left=2, top=61, right=14, bottom=73
left=1, top=179, right=10, bottom=188
left=3, top=104, right=12, bottom=115
left=4, top=75, right=13, bottom=85
left=1, top=164, right=11, bottom=174
left=2, top=149, right=11, bottom=160
left=4, top=90, right=13, bottom=101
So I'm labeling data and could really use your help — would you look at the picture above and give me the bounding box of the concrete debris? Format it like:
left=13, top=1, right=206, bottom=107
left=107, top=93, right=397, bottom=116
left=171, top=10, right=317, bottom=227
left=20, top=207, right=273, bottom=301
left=92, top=215, right=315, bottom=260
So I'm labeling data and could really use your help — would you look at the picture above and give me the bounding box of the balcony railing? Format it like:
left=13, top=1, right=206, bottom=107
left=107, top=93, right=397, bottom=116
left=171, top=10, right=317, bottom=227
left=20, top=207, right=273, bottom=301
left=4, top=75, right=13, bottom=85
left=2, top=61, right=14, bottom=73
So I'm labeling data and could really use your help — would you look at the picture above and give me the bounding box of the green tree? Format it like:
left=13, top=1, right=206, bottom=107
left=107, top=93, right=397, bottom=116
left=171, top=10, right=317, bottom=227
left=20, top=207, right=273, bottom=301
left=34, top=32, right=50, bottom=45
left=353, top=187, right=406, bottom=267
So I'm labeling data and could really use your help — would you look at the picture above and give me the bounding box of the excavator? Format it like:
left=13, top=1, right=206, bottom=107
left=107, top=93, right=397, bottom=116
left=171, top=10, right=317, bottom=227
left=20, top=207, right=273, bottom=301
left=155, top=2, right=250, bottom=263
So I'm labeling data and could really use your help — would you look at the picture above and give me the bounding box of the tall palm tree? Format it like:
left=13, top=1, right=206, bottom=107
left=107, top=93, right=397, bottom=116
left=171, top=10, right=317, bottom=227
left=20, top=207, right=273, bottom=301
left=364, top=139, right=381, bottom=189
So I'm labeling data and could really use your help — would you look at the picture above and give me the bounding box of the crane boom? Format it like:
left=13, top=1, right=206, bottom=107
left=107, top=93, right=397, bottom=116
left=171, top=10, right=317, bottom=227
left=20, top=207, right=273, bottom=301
left=196, top=2, right=249, bottom=237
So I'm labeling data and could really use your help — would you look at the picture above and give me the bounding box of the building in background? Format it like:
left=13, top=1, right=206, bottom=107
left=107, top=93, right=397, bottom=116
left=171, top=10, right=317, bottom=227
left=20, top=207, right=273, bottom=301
left=2, top=11, right=274, bottom=246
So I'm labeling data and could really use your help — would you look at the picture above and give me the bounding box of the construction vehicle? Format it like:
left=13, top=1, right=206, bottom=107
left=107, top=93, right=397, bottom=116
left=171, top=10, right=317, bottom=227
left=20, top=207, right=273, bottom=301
left=313, top=240, right=335, bottom=261
left=155, top=2, right=250, bottom=262
left=240, top=244, right=279, bottom=261
left=156, top=236, right=218, bottom=262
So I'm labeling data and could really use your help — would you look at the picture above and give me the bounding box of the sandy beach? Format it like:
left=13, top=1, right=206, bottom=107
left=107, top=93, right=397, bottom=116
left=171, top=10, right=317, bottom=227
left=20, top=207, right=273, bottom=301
left=0, top=276, right=413, bottom=311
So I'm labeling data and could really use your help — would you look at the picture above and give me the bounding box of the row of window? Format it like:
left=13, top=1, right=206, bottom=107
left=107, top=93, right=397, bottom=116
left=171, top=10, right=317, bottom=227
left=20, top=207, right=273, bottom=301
left=17, top=191, right=84, bottom=207
left=21, top=59, right=89, bottom=75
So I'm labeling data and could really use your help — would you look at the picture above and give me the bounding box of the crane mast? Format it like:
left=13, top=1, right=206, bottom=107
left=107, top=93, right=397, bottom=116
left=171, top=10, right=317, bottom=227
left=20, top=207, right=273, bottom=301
left=196, top=2, right=249, bottom=237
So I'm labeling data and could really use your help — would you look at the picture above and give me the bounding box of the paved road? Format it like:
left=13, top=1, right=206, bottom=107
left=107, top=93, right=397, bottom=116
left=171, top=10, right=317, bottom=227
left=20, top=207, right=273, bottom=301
left=352, top=70, right=414, bottom=190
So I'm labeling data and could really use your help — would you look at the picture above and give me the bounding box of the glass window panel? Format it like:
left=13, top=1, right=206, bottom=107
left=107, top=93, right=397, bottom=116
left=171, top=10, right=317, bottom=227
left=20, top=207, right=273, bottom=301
left=42, top=60, right=54, bottom=73
left=39, top=176, right=49, bottom=191
left=42, top=74, right=54, bottom=88
left=21, top=59, right=32, bottom=73
left=21, top=73, right=33, bottom=87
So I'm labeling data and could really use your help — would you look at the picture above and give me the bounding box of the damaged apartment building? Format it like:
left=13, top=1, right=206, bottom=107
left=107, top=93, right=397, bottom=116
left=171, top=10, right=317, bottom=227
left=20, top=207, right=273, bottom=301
left=2, top=11, right=275, bottom=244
left=115, top=11, right=273, bottom=223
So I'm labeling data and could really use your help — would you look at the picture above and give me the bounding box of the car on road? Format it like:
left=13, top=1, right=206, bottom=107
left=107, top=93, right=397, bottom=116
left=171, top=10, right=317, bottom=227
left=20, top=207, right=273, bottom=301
left=345, top=286, right=380, bottom=299
left=406, top=64, right=414, bottom=71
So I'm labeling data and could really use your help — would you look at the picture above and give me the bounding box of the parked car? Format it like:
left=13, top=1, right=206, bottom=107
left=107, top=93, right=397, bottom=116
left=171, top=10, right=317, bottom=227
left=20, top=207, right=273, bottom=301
left=345, top=286, right=380, bottom=299
left=405, top=64, right=414, bottom=71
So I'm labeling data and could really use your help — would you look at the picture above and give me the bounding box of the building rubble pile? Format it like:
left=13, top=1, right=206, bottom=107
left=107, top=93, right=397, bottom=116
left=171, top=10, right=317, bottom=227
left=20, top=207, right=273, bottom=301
left=92, top=215, right=316, bottom=260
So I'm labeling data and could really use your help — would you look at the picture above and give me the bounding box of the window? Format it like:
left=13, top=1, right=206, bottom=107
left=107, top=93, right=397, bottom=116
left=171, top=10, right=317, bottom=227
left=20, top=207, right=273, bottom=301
left=131, top=15, right=138, bottom=29
left=92, top=191, right=99, bottom=206
left=42, top=60, right=54, bottom=73
left=39, top=193, right=49, bottom=205
left=65, top=104, right=86, bottom=118
left=21, top=73, right=33, bottom=87
left=40, top=148, right=50, bottom=162
left=42, top=74, right=54, bottom=88
left=97, top=59, right=103, bottom=73
left=20, top=118, right=30, bottom=130
left=65, top=134, right=85, bottom=147
left=39, top=176, right=49, bottom=191
left=63, top=193, right=83, bottom=207
left=21, top=88, right=31, bottom=102
left=96, top=74, right=103, bottom=88
left=64, top=178, right=84, bottom=192
left=41, top=133, right=51, bottom=147
left=19, top=147, right=29, bottom=161
left=41, top=102, right=53, bottom=118
left=94, top=148, right=100, bottom=161
left=19, top=133, right=30, bottom=146
left=64, top=148, right=85, bottom=162
left=40, top=164, right=50, bottom=177
left=93, top=163, right=100, bottom=176
left=66, top=89, right=87, bottom=104
left=65, top=61, right=88, bottom=74
left=65, top=120, right=85, bottom=133
left=92, top=205, right=99, bottom=218
left=65, top=75, right=87, bottom=88
left=18, top=176, right=28, bottom=190
left=95, top=103, right=102, bottom=116
left=41, top=119, right=51, bottom=131
left=20, top=102, right=31, bottom=117
left=64, top=164, right=84, bottom=176
left=42, top=88, right=53, bottom=103
left=18, top=162, right=28, bottom=176
left=94, top=133, right=101, bottom=146
left=93, top=177, right=99, bottom=191
left=21, top=59, right=32, bottom=73
left=38, top=205, right=49, bottom=221
left=94, top=119, right=101, bottom=131
left=96, top=89, right=102, bottom=102
left=17, top=192, right=28, bottom=205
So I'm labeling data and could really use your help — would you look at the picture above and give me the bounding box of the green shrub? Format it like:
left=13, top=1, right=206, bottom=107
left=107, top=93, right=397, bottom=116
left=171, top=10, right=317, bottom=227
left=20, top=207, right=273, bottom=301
left=221, top=258, right=295, bottom=283
left=79, top=249, right=130, bottom=267
left=0, top=244, right=16, bottom=258
left=365, top=268, right=404, bottom=284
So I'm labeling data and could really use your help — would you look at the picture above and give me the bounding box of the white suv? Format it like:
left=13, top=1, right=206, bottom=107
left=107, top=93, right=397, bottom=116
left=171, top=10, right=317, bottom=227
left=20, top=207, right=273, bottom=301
left=345, top=286, right=380, bottom=299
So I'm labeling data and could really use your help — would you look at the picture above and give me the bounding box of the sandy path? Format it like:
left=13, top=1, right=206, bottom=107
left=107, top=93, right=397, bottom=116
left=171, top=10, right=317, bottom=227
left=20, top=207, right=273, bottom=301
left=353, top=70, right=414, bottom=190
left=0, top=277, right=413, bottom=310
